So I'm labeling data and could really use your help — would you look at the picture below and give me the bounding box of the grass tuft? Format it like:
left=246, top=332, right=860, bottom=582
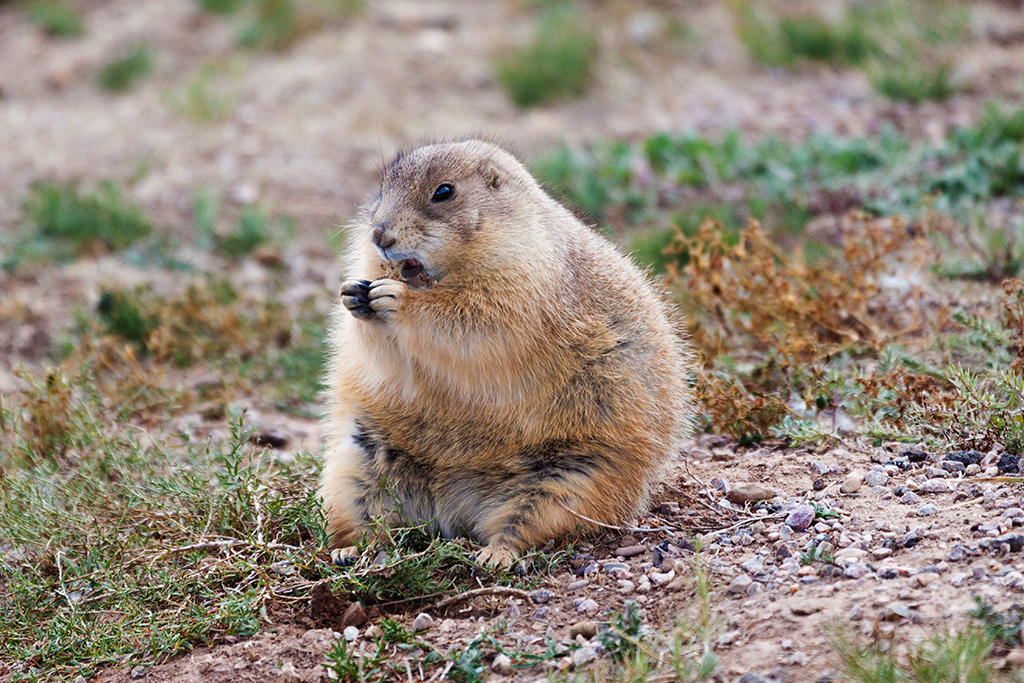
left=97, top=45, right=154, bottom=92
left=23, top=181, right=151, bottom=256
left=198, top=0, right=245, bottom=14
left=494, top=5, right=597, bottom=109
left=26, top=1, right=84, bottom=37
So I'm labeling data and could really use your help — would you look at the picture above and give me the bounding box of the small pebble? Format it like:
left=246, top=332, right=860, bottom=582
left=785, top=504, right=815, bottom=531
left=572, top=647, right=597, bottom=668
left=921, top=479, right=953, bottom=493
left=570, top=620, right=599, bottom=639
left=841, top=473, right=863, bottom=494
left=130, top=666, right=147, bottom=680
left=844, top=563, right=868, bottom=579
left=365, top=625, right=384, bottom=639
left=865, top=470, right=889, bottom=487
left=948, top=545, right=969, bottom=562
left=492, top=653, right=514, bottom=675
left=343, top=626, right=359, bottom=642
left=848, top=605, right=864, bottom=620
left=530, top=589, right=553, bottom=603
left=949, top=572, right=970, bottom=587
left=917, top=503, right=937, bottom=517
left=727, top=574, right=753, bottom=594
left=576, top=598, right=599, bottom=615
left=901, top=492, right=921, bottom=505
left=615, top=544, right=647, bottom=558
left=737, top=674, right=768, bottom=683
left=883, top=602, right=910, bottom=620
left=914, top=572, right=939, bottom=587
left=411, top=613, right=434, bottom=631
left=871, top=547, right=892, bottom=560
left=727, top=483, right=775, bottom=504
left=649, top=569, right=675, bottom=585
left=567, top=579, right=590, bottom=591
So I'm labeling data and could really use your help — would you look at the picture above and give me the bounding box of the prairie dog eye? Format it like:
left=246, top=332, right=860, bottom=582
left=431, top=183, right=455, bottom=202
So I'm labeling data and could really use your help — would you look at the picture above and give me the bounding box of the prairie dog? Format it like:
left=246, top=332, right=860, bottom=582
left=320, top=139, right=693, bottom=567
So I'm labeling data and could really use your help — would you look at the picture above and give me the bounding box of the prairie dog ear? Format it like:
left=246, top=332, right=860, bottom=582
left=479, top=160, right=502, bottom=190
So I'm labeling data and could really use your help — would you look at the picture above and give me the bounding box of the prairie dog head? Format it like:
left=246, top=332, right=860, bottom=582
left=360, top=140, right=546, bottom=285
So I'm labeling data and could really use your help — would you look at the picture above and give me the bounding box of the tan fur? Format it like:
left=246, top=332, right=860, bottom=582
left=320, top=139, right=695, bottom=567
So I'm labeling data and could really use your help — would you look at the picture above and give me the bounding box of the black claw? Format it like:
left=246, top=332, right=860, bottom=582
left=333, top=555, right=358, bottom=568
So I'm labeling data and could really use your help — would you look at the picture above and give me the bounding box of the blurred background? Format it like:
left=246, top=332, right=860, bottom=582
left=1, top=0, right=1023, bottom=400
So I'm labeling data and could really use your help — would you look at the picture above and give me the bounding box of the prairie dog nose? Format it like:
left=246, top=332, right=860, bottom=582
left=371, top=223, right=396, bottom=249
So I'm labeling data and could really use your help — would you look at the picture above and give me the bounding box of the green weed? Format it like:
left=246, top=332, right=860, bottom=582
left=218, top=206, right=270, bottom=258
left=969, top=597, right=1024, bottom=649
left=97, top=45, right=154, bottom=92
left=27, top=1, right=84, bottom=37
left=829, top=622, right=999, bottom=683
left=871, top=62, right=954, bottom=104
left=23, top=181, right=151, bottom=256
left=237, top=0, right=300, bottom=50
left=0, top=392, right=327, bottom=679
left=494, top=5, right=597, bottom=109
left=166, top=61, right=237, bottom=122
left=736, top=0, right=967, bottom=103
left=198, top=0, right=245, bottom=14
left=96, top=289, right=158, bottom=349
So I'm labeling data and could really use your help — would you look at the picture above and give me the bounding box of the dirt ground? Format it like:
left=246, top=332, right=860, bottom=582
left=3, top=1, right=1024, bottom=681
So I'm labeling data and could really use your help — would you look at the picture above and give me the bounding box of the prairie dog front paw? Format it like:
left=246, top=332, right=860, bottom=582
left=340, top=278, right=407, bottom=321
left=331, top=546, right=360, bottom=566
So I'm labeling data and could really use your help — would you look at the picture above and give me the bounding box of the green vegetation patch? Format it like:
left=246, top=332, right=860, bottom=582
left=534, top=104, right=1024, bottom=279
left=27, top=1, right=84, bottom=37
left=97, top=46, right=154, bottom=92
left=0, top=371, right=551, bottom=679
left=23, top=181, right=151, bottom=256
left=736, top=0, right=967, bottom=102
left=494, top=5, right=598, bottom=109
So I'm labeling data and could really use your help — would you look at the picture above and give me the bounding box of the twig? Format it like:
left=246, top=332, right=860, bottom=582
left=560, top=504, right=678, bottom=536
left=702, top=512, right=787, bottom=538
left=433, top=586, right=531, bottom=610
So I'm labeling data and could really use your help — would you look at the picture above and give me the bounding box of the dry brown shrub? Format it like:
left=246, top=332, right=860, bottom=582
left=669, top=214, right=929, bottom=366
left=11, top=368, right=75, bottom=464
left=667, top=214, right=933, bottom=438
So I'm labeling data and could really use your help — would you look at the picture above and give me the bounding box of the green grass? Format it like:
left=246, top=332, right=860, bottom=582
left=0, top=367, right=547, bottom=679
left=218, top=206, right=271, bottom=258
left=198, top=0, right=245, bottom=14
left=26, top=1, right=84, bottom=37
left=871, top=62, right=955, bottom=104
left=237, top=0, right=300, bottom=50
left=165, top=61, right=237, bottom=122
left=23, top=181, right=151, bottom=256
left=829, top=623, right=1001, bottom=683
left=494, top=5, right=598, bottom=109
left=736, top=0, right=967, bottom=103
left=97, top=46, right=154, bottom=92
left=533, top=104, right=1024, bottom=279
